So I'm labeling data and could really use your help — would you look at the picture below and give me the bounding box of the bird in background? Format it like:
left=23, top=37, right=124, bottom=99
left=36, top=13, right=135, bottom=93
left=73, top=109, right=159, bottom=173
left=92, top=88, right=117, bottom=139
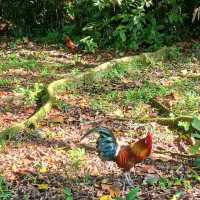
left=81, top=127, right=153, bottom=186
left=65, top=36, right=79, bottom=52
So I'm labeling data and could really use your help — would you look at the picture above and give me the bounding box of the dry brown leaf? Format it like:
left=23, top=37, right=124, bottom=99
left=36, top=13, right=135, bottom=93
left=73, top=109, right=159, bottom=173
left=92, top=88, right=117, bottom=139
left=89, top=165, right=100, bottom=176
left=13, top=167, right=37, bottom=175
left=139, top=164, right=157, bottom=174
left=50, top=115, right=64, bottom=123
left=24, top=107, right=35, bottom=114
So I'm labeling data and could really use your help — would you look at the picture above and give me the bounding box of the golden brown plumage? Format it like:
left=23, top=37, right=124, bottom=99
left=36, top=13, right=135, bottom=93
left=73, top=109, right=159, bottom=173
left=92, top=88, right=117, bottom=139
left=115, top=134, right=152, bottom=171
left=65, top=36, right=78, bottom=52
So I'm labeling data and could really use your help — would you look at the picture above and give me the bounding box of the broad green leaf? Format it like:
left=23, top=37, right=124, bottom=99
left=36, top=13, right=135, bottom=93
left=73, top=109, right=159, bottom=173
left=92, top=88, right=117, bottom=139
left=145, top=177, right=158, bottom=185
left=191, top=116, right=200, bottom=131
left=191, top=144, right=200, bottom=154
left=126, top=187, right=140, bottom=200
left=191, top=133, right=200, bottom=139
left=64, top=188, right=73, bottom=200
left=178, top=121, right=190, bottom=131
left=195, top=157, right=200, bottom=168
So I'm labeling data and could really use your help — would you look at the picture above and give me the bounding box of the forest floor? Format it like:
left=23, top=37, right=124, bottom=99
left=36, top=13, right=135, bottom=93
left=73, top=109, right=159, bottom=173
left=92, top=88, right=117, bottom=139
left=0, top=40, right=200, bottom=200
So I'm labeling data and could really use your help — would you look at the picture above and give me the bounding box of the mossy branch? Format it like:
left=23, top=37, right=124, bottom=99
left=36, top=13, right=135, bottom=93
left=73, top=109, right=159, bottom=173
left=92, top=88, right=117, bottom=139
left=139, top=115, right=193, bottom=127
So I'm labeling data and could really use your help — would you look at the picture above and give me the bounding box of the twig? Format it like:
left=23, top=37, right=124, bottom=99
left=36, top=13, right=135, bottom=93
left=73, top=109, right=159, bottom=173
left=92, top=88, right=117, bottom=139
left=179, top=73, right=200, bottom=79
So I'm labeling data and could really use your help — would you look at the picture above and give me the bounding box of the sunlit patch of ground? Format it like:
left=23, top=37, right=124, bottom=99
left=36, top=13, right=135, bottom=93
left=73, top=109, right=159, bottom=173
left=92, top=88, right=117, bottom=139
left=0, top=41, right=200, bottom=199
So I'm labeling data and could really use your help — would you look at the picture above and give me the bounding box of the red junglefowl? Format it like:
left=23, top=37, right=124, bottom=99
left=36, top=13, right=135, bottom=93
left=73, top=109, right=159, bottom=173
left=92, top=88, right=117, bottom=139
left=81, top=127, right=153, bottom=186
left=65, top=36, right=79, bottom=52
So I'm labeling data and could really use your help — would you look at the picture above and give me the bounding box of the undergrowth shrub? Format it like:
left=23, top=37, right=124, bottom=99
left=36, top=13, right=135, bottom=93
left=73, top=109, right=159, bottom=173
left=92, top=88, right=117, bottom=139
left=0, top=0, right=199, bottom=49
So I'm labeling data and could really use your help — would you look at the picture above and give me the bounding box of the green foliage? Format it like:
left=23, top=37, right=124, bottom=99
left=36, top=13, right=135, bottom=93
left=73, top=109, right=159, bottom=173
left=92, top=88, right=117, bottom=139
left=68, top=148, right=86, bottom=169
left=0, top=54, right=38, bottom=71
left=124, top=82, right=169, bottom=104
left=102, top=63, right=128, bottom=80
left=106, top=91, right=119, bottom=102
left=64, top=187, right=73, bottom=200
left=144, top=176, right=158, bottom=186
left=67, top=0, right=196, bottom=50
left=0, top=140, right=7, bottom=152
left=195, top=157, right=200, bottom=168
left=56, top=100, right=70, bottom=113
left=1, top=0, right=198, bottom=49
left=126, top=187, right=140, bottom=200
left=178, top=121, right=190, bottom=131
left=165, top=47, right=182, bottom=61
left=0, top=0, right=66, bottom=36
left=23, top=193, right=29, bottom=200
left=39, top=32, right=61, bottom=44
left=158, top=177, right=173, bottom=189
left=0, top=79, right=12, bottom=87
left=90, top=98, right=108, bottom=112
left=0, top=176, right=12, bottom=200
left=16, top=83, right=44, bottom=105
left=41, top=67, right=51, bottom=77
left=80, top=36, right=98, bottom=53
left=191, top=116, right=200, bottom=132
left=36, top=24, right=78, bottom=44
left=114, top=186, right=141, bottom=200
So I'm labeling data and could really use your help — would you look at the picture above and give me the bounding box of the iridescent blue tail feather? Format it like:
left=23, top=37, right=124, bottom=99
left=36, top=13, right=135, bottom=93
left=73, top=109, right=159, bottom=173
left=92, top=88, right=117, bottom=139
left=81, top=127, right=118, bottom=161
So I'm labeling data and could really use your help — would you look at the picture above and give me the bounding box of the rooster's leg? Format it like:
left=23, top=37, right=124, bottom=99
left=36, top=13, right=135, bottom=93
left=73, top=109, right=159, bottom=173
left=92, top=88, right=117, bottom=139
left=124, top=171, right=134, bottom=186
left=107, top=161, right=114, bottom=170
left=131, top=166, right=136, bottom=176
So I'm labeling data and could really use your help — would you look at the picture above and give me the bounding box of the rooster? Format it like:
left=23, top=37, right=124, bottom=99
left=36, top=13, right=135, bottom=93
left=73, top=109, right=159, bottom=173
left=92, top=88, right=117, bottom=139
left=81, top=127, right=153, bottom=185
left=65, top=36, right=79, bottom=52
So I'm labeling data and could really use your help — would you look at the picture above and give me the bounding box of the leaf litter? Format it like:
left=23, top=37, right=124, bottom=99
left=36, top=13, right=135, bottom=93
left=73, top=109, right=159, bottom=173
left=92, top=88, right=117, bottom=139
left=0, top=41, right=200, bottom=199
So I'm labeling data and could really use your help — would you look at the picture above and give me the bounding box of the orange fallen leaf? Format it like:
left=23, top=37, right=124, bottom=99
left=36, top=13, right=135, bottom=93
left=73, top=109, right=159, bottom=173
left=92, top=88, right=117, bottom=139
left=50, top=115, right=64, bottom=123
left=101, top=183, right=120, bottom=198
left=13, top=167, right=37, bottom=175
left=24, top=107, right=35, bottom=114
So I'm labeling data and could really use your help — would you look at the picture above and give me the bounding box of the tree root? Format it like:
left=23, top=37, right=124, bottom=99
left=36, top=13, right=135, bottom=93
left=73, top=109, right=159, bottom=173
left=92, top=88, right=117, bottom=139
left=139, top=114, right=193, bottom=129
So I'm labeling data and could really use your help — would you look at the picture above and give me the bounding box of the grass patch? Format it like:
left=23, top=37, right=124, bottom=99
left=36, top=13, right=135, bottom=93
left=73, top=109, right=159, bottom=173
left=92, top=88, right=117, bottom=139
left=175, top=91, right=199, bottom=115
left=171, top=79, right=199, bottom=114
left=123, top=82, right=170, bottom=104
left=0, top=79, right=13, bottom=87
left=0, top=53, right=39, bottom=71
left=0, top=176, right=12, bottom=200
left=68, top=148, right=86, bottom=170
left=15, top=83, right=44, bottom=105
